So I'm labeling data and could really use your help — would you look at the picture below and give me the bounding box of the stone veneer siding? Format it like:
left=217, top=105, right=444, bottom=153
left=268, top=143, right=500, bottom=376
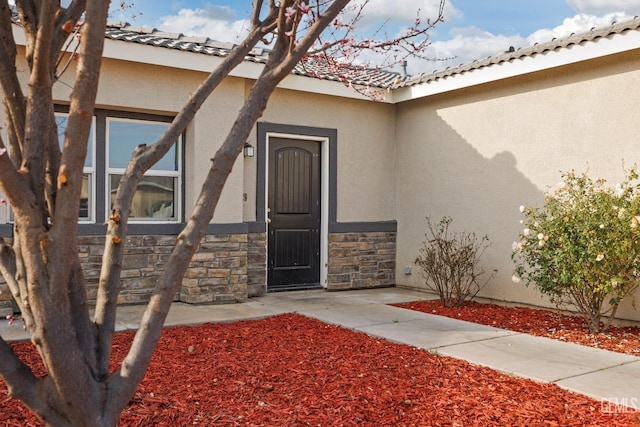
left=178, top=233, right=249, bottom=304
left=327, top=231, right=396, bottom=290
left=0, top=230, right=396, bottom=315
left=0, top=237, right=13, bottom=316
left=0, top=274, right=12, bottom=317
left=78, top=234, right=178, bottom=304
left=81, top=233, right=251, bottom=304
left=0, top=232, right=255, bottom=317
left=247, top=232, right=267, bottom=297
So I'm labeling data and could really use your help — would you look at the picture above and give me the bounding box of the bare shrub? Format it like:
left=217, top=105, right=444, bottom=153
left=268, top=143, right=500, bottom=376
left=415, top=216, right=496, bottom=307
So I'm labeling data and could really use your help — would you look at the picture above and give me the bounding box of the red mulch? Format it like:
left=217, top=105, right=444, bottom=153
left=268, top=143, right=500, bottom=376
left=2, top=313, right=639, bottom=426
left=392, top=300, right=640, bottom=356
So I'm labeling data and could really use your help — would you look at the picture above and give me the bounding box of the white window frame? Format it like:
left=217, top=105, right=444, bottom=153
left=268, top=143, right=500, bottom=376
left=0, top=125, right=7, bottom=225
left=55, top=112, right=97, bottom=223
left=6, top=114, right=97, bottom=224
left=105, top=117, right=182, bottom=224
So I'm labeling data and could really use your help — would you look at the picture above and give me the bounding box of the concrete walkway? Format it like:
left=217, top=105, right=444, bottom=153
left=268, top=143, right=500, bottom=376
left=2, top=287, right=639, bottom=408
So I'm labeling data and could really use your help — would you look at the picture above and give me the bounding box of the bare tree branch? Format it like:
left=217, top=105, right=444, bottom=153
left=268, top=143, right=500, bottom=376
left=42, top=2, right=86, bottom=221
left=104, top=0, right=351, bottom=413
left=94, top=0, right=281, bottom=385
left=53, top=0, right=86, bottom=54
left=0, top=144, right=37, bottom=214
left=0, top=2, right=27, bottom=156
left=0, top=2, right=109, bottom=424
left=29, top=0, right=111, bottom=421
left=0, top=339, right=69, bottom=426
left=0, top=1, right=447, bottom=424
left=14, top=0, right=38, bottom=65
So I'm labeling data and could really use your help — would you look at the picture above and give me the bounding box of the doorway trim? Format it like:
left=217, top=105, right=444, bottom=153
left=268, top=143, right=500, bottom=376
left=257, top=122, right=336, bottom=288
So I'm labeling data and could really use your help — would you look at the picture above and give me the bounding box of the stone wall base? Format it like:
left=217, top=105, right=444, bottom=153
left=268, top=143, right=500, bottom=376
left=247, top=232, right=267, bottom=297
left=0, top=291, right=14, bottom=317
left=75, top=233, right=251, bottom=305
left=0, top=229, right=397, bottom=313
left=327, top=231, right=396, bottom=290
left=179, top=233, right=249, bottom=304
left=0, top=232, right=258, bottom=315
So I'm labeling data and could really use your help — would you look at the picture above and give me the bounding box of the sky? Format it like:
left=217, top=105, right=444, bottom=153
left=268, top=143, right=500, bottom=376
left=111, top=0, right=640, bottom=75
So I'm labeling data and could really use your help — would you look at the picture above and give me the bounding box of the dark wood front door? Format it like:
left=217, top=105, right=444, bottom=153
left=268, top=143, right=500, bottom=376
left=267, top=138, right=321, bottom=291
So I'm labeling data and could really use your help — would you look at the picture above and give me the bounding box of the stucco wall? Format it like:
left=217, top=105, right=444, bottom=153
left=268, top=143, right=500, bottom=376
left=6, top=35, right=640, bottom=320
left=255, top=86, right=397, bottom=223
left=66, top=59, right=397, bottom=227
left=3, top=54, right=247, bottom=226
left=0, top=49, right=400, bottom=307
left=0, top=55, right=247, bottom=227
left=3, top=50, right=397, bottom=229
left=395, top=48, right=640, bottom=321
left=93, top=58, right=247, bottom=224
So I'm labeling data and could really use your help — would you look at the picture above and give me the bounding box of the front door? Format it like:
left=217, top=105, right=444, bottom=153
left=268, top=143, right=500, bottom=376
left=267, top=138, right=321, bottom=291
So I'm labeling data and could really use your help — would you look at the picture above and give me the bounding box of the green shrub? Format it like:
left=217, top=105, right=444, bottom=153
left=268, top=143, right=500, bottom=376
left=415, top=216, right=495, bottom=307
left=512, top=168, right=640, bottom=332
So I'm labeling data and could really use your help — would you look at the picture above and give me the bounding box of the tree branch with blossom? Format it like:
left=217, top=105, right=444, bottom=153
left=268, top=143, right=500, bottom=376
left=302, top=0, right=447, bottom=98
left=0, top=1, right=448, bottom=425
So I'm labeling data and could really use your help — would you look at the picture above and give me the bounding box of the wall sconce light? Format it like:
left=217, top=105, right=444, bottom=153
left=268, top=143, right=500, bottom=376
left=244, top=142, right=254, bottom=158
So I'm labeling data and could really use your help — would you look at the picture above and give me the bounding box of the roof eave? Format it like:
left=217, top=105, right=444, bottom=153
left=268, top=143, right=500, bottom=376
left=12, top=18, right=640, bottom=106
left=101, top=38, right=393, bottom=102
left=12, top=21, right=393, bottom=103
left=392, top=27, right=640, bottom=103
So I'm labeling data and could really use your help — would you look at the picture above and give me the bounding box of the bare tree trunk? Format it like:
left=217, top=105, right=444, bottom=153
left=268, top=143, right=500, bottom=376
left=102, top=0, right=350, bottom=416
left=92, top=7, right=280, bottom=379
left=0, top=0, right=443, bottom=424
left=0, top=0, right=350, bottom=424
left=0, top=0, right=109, bottom=424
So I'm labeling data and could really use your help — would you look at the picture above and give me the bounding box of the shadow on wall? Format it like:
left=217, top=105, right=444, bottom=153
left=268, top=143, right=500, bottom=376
left=396, top=103, right=547, bottom=306
left=397, top=49, right=640, bottom=317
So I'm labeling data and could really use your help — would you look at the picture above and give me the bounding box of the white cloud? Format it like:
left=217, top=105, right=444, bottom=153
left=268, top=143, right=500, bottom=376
left=159, top=1, right=462, bottom=41
left=350, top=0, right=462, bottom=28
left=152, top=2, right=638, bottom=78
left=527, top=12, right=634, bottom=45
left=566, top=0, right=640, bottom=16
left=411, top=10, right=636, bottom=75
left=411, top=27, right=525, bottom=74
left=159, top=6, right=249, bottom=42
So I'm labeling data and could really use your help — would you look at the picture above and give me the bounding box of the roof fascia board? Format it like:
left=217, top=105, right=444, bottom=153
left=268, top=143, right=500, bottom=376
left=392, top=29, right=640, bottom=103
left=102, top=38, right=389, bottom=102
left=12, top=22, right=387, bottom=103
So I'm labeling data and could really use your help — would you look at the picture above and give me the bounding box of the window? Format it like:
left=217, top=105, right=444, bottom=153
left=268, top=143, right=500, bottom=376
left=55, top=113, right=96, bottom=221
left=107, top=118, right=181, bottom=222
left=55, top=109, right=183, bottom=228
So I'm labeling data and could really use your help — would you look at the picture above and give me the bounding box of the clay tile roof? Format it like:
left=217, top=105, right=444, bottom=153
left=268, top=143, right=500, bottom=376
left=404, top=16, right=640, bottom=88
left=12, top=10, right=640, bottom=91
left=104, top=22, right=405, bottom=89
